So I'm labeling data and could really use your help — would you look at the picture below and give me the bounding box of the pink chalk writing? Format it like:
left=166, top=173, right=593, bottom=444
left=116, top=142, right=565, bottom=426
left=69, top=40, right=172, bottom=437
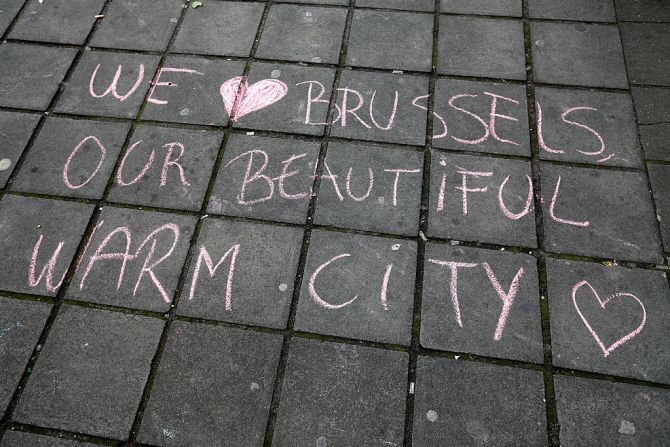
left=297, top=80, right=330, bottom=125
left=427, top=259, right=477, bottom=327
left=189, top=244, right=240, bottom=311
left=498, top=175, right=533, bottom=220
left=345, top=167, right=374, bottom=202
left=482, top=262, right=524, bottom=341
left=89, top=63, right=145, bottom=102
left=148, top=67, right=204, bottom=105
left=549, top=176, right=590, bottom=227
left=28, top=235, right=67, bottom=293
left=116, top=140, right=191, bottom=188
left=446, top=94, right=490, bottom=145
left=455, top=167, right=493, bottom=216
left=221, top=77, right=288, bottom=122
left=308, top=253, right=358, bottom=309
left=63, top=136, right=106, bottom=190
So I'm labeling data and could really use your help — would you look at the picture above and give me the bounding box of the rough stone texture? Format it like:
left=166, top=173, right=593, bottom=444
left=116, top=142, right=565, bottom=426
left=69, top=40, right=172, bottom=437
left=272, top=338, right=408, bottom=447
left=0, top=195, right=93, bottom=296
left=178, top=218, right=304, bottom=329
left=347, top=10, right=433, bottom=72
left=358, top=0, right=434, bottom=11
left=615, top=0, right=670, bottom=22
left=0, top=0, right=24, bottom=36
left=531, top=22, right=628, bottom=89
left=0, top=111, right=40, bottom=187
left=0, top=296, right=51, bottom=415
left=438, top=16, right=526, bottom=80
left=546, top=259, right=670, bottom=384
left=555, top=375, right=670, bottom=446
left=0, top=431, right=100, bottom=447
left=314, top=141, right=424, bottom=235
left=648, top=163, right=670, bottom=252
left=137, top=322, right=282, bottom=446
left=295, top=230, right=417, bottom=345
left=413, top=357, right=547, bottom=446
left=620, top=23, right=670, bottom=87
left=12, top=117, right=131, bottom=199
left=441, top=0, right=522, bottom=16
left=639, top=124, right=670, bottom=161
left=421, top=244, right=543, bottom=362
left=529, top=0, right=616, bottom=21
left=540, top=163, right=663, bottom=263
left=13, top=305, right=163, bottom=439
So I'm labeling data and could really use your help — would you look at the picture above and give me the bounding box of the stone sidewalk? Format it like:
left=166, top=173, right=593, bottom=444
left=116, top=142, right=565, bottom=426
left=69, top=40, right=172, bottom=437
left=0, top=0, right=669, bottom=445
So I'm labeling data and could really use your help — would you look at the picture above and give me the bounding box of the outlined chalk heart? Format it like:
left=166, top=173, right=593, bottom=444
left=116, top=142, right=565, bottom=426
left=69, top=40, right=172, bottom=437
left=571, top=280, right=646, bottom=358
left=220, top=76, right=288, bottom=121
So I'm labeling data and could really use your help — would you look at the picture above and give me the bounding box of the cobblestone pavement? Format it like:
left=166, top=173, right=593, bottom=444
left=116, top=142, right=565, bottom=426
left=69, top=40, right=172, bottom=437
left=1, top=0, right=670, bottom=445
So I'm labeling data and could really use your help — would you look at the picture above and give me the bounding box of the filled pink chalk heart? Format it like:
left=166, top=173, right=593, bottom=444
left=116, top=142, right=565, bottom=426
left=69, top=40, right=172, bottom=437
left=571, top=280, right=646, bottom=358
left=220, top=76, right=288, bottom=122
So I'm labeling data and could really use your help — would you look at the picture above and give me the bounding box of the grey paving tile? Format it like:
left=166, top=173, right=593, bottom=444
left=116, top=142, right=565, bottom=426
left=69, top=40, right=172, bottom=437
left=358, top=0, right=434, bottom=11
left=66, top=207, right=196, bottom=312
left=0, top=195, right=93, bottom=296
left=0, top=43, right=76, bottom=110
left=330, top=70, right=429, bottom=146
left=9, top=0, right=105, bottom=45
left=529, top=0, right=615, bottom=21
left=432, top=78, right=529, bottom=156
left=531, top=22, right=628, bottom=89
left=438, top=16, right=526, bottom=80
left=440, top=0, right=522, bottom=16
left=421, top=244, right=543, bottom=362
left=276, top=0, right=348, bottom=4
left=13, top=305, right=163, bottom=439
left=55, top=50, right=160, bottom=119
left=107, top=125, right=222, bottom=211
left=0, top=296, right=51, bottom=415
left=546, top=259, right=670, bottom=383
left=346, top=10, right=433, bottom=72
left=413, top=357, right=546, bottom=446
left=12, top=117, right=130, bottom=199
left=428, top=151, right=537, bottom=248
left=295, top=230, right=417, bottom=345
left=272, top=338, right=408, bottom=447
left=137, top=322, right=282, bottom=446
left=0, top=431, right=99, bottom=447
left=172, top=1, right=264, bottom=57
left=141, top=55, right=245, bottom=126
left=314, top=141, right=423, bottom=235
left=0, top=111, right=40, bottom=187
left=256, top=4, right=346, bottom=64
left=615, top=0, right=670, bottom=22
left=648, top=163, right=670, bottom=252
left=208, top=134, right=319, bottom=225
left=540, top=164, right=663, bottom=263
left=640, top=124, right=670, bottom=161
left=620, top=23, right=670, bottom=87
left=535, top=87, right=642, bottom=167
left=555, top=375, right=670, bottom=446
left=178, top=219, right=303, bottom=329
left=631, top=87, right=670, bottom=124
left=231, top=62, right=336, bottom=136
left=0, top=0, right=24, bottom=36
left=89, top=0, right=184, bottom=52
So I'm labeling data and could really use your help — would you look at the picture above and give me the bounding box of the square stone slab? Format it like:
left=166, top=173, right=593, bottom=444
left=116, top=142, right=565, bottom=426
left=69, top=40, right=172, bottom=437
left=0, top=0, right=24, bottom=36
left=55, top=50, right=160, bottom=119
left=0, top=43, right=76, bottom=110
left=9, top=0, right=105, bottom=45
left=428, top=151, right=537, bottom=248
left=173, top=1, right=264, bottom=57
left=107, top=125, right=223, bottom=211
left=640, top=124, right=670, bottom=162
left=272, top=338, right=408, bottom=446
left=0, top=431, right=100, bottom=447
left=535, top=87, right=642, bottom=168
left=330, top=70, right=429, bottom=146
left=531, top=22, right=628, bottom=89
left=0, top=111, right=40, bottom=187
left=12, top=117, right=130, bottom=199
left=0, top=195, right=93, bottom=296
left=421, top=244, right=543, bottom=362
left=256, top=4, right=347, bottom=64
left=620, top=23, right=670, bottom=87
left=295, top=230, right=417, bottom=345
left=231, top=62, right=336, bottom=136
left=67, top=207, right=196, bottom=312
left=540, top=164, right=663, bottom=263
left=347, top=10, right=433, bottom=72
left=178, top=218, right=303, bottom=329
left=529, top=0, right=616, bottom=21
left=13, top=305, right=163, bottom=439
left=141, top=55, right=245, bottom=126
left=440, top=0, right=522, bottom=16
left=555, top=375, right=670, bottom=445
left=314, top=141, right=423, bottom=235
left=546, top=258, right=670, bottom=383
left=138, top=322, right=282, bottom=446
left=432, top=78, right=530, bottom=156
left=208, top=134, right=319, bottom=225
left=438, top=16, right=525, bottom=80
left=0, top=296, right=51, bottom=414
left=413, top=357, right=546, bottom=446
left=631, top=87, right=670, bottom=124
left=89, top=0, right=184, bottom=52
left=276, top=0, right=348, bottom=4
left=358, top=0, right=434, bottom=11
left=648, top=163, right=670, bottom=252
left=615, top=0, right=670, bottom=22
